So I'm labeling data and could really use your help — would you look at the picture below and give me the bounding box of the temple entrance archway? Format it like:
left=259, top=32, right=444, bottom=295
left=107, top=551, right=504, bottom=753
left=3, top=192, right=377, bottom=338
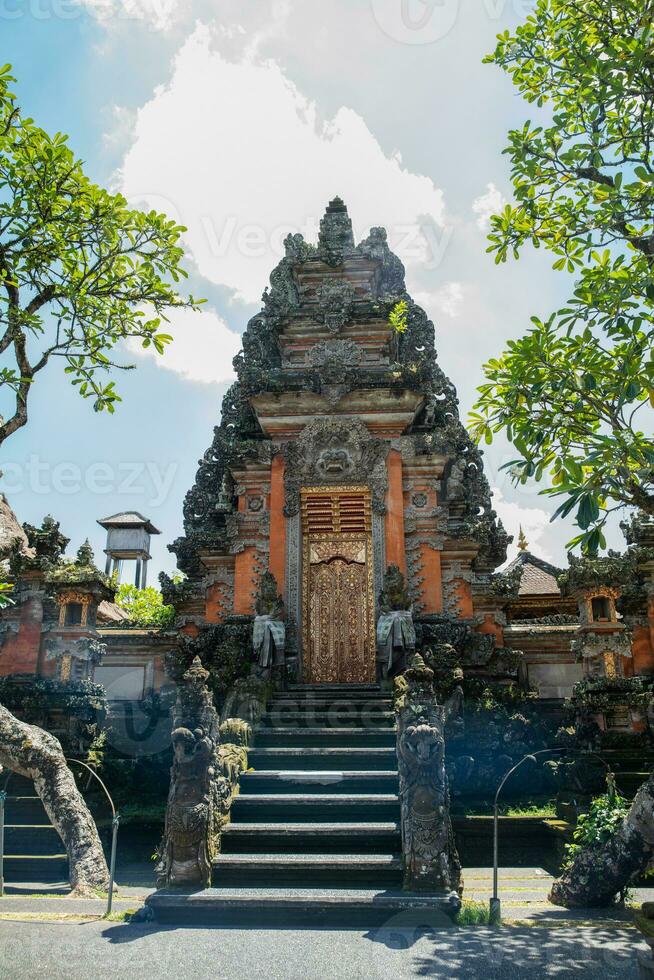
left=301, top=487, right=376, bottom=684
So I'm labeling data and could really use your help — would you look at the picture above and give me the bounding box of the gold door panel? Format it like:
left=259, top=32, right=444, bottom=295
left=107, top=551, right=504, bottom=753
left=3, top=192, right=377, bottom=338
left=301, top=487, right=375, bottom=685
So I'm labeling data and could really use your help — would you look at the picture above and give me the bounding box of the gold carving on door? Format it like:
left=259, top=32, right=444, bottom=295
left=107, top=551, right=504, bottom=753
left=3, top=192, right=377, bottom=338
left=301, top=487, right=375, bottom=684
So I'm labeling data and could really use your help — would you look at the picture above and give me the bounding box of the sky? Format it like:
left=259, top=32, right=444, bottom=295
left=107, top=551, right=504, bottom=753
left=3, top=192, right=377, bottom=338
left=2, top=0, right=613, bottom=580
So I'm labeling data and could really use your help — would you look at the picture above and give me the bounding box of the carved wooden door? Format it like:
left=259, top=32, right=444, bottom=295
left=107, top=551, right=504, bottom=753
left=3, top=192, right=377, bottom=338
left=301, top=488, right=375, bottom=684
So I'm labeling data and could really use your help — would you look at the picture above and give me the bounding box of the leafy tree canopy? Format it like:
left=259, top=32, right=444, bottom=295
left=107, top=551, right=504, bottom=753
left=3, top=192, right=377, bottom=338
left=114, top=583, right=174, bottom=629
left=469, top=0, right=654, bottom=552
left=0, top=64, right=199, bottom=446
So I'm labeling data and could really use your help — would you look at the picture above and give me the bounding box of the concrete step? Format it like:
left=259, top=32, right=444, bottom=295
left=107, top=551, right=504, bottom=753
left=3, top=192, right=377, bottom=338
left=239, top=771, right=398, bottom=795
left=286, top=684, right=383, bottom=695
left=146, top=887, right=461, bottom=926
left=4, top=824, right=61, bottom=855
left=1, top=774, right=34, bottom=793
left=248, top=747, right=397, bottom=771
left=3, top=854, right=68, bottom=882
left=221, top=821, right=401, bottom=854
left=231, top=793, right=401, bottom=823
left=259, top=710, right=395, bottom=728
left=213, top=852, right=403, bottom=888
left=268, top=698, right=394, bottom=710
left=4, top=797, right=49, bottom=825
left=254, top=727, right=396, bottom=748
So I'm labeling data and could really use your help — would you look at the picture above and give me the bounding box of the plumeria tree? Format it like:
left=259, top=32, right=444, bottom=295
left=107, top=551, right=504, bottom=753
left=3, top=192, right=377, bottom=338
left=0, top=63, right=198, bottom=447
left=469, top=0, right=654, bottom=552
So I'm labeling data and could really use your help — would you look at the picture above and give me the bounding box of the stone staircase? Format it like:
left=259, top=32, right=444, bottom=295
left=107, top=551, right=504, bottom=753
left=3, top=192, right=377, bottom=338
left=148, top=684, right=460, bottom=924
left=218, top=684, right=401, bottom=890
left=2, top=774, right=68, bottom=884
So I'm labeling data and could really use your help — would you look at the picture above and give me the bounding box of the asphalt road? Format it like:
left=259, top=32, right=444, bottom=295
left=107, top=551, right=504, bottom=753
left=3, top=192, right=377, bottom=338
left=0, top=919, right=648, bottom=980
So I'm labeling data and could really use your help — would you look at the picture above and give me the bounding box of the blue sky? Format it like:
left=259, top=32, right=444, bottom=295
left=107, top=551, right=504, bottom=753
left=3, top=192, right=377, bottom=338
left=3, top=0, right=606, bottom=578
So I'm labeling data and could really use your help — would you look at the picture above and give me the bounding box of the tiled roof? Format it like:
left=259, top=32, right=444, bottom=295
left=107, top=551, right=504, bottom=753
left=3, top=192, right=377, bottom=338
left=97, top=512, right=160, bottom=534
left=97, top=600, right=130, bottom=623
left=505, top=551, right=562, bottom=596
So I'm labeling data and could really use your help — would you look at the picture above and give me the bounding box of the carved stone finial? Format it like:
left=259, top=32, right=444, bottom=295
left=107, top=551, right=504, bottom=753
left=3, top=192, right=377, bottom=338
left=76, top=539, right=95, bottom=566
left=317, top=197, right=355, bottom=265
left=517, top=526, right=528, bottom=551
left=184, top=655, right=210, bottom=686
left=405, top=651, right=434, bottom=685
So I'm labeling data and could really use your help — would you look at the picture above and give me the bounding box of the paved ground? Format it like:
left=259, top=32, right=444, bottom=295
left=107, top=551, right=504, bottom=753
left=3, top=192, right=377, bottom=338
left=0, top=919, right=648, bottom=980
left=1, top=867, right=652, bottom=979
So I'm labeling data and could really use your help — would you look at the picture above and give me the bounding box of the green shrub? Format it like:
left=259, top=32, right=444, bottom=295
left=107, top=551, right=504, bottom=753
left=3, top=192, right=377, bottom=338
left=114, top=583, right=175, bottom=628
left=564, top=776, right=629, bottom=870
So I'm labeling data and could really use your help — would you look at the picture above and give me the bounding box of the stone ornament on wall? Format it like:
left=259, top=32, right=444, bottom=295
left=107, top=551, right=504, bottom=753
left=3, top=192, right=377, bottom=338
left=283, top=416, right=388, bottom=517
left=307, top=339, right=362, bottom=369
left=314, top=280, right=356, bottom=334
left=43, top=636, right=106, bottom=681
left=572, top=628, right=633, bottom=679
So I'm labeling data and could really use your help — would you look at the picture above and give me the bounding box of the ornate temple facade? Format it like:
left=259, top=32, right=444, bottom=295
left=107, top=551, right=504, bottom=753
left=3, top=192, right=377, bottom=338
left=163, top=198, right=511, bottom=685
left=1, top=199, right=653, bottom=736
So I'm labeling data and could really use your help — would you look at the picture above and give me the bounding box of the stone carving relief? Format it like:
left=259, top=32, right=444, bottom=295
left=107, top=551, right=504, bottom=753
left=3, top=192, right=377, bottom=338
left=156, top=657, right=223, bottom=890
left=253, top=571, right=285, bottom=671
left=442, top=562, right=473, bottom=619
left=396, top=653, right=462, bottom=896
left=314, top=280, right=355, bottom=333
left=283, top=417, right=388, bottom=517
left=307, top=339, right=362, bottom=369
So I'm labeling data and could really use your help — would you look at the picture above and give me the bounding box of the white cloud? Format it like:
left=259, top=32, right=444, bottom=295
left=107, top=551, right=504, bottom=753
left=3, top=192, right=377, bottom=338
left=472, top=182, right=506, bottom=231
left=103, top=105, right=137, bottom=154
left=414, top=281, right=464, bottom=319
left=491, top=487, right=553, bottom=563
left=117, top=24, right=447, bottom=305
left=126, top=306, right=241, bottom=384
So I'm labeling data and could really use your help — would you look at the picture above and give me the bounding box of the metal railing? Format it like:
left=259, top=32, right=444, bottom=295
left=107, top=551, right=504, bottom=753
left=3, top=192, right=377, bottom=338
left=65, top=758, right=120, bottom=916
left=0, top=763, right=119, bottom=915
left=490, top=748, right=612, bottom=921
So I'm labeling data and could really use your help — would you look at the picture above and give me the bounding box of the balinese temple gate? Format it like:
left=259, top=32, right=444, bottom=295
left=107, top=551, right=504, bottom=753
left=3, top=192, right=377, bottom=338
left=167, top=197, right=510, bottom=682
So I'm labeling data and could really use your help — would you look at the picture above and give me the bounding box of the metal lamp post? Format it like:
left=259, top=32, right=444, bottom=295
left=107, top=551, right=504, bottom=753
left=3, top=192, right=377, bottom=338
left=490, top=748, right=562, bottom=922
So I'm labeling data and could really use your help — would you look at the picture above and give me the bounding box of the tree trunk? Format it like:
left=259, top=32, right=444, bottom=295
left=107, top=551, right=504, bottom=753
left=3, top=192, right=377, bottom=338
left=0, top=703, right=109, bottom=895
left=550, top=772, right=654, bottom=908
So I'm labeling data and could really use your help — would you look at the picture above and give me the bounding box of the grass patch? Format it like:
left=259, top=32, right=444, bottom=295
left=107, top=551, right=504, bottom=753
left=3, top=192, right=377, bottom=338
left=502, top=802, right=557, bottom=817
left=455, top=900, right=494, bottom=926
left=458, top=798, right=556, bottom=818
left=103, top=908, right=138, bottom=922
